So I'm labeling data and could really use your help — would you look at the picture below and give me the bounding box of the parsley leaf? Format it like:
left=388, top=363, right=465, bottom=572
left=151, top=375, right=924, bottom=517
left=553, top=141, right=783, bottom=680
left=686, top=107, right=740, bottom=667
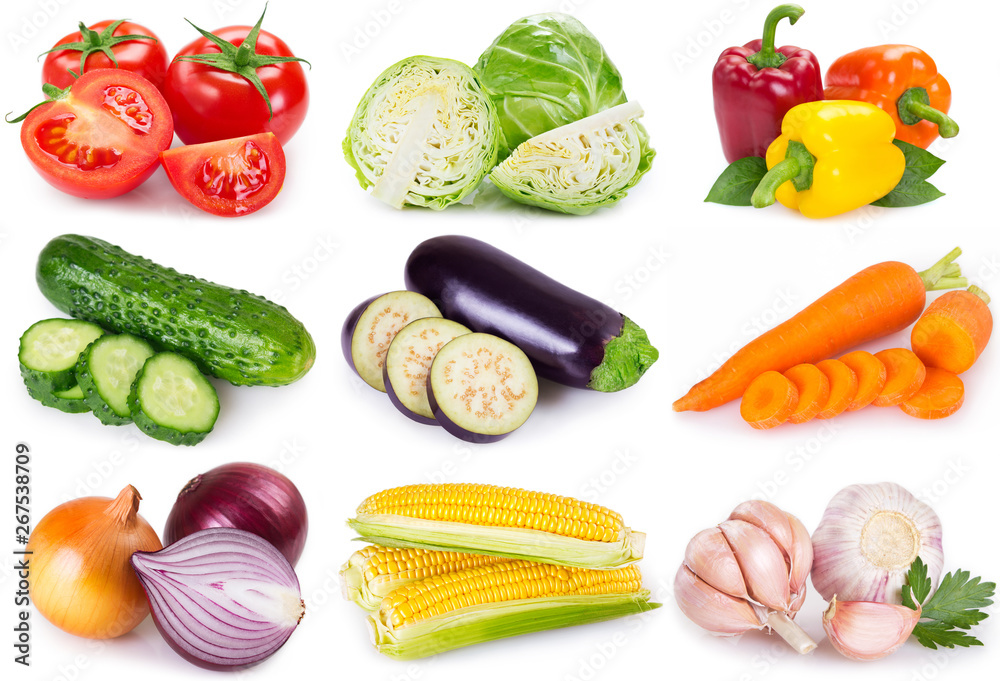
left=904, top=557, right=995, bottom=649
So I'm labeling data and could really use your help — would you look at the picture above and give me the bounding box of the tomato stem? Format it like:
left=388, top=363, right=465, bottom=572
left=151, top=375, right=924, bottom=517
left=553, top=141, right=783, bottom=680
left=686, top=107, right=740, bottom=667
left=36, top=19, right=157, bottom=78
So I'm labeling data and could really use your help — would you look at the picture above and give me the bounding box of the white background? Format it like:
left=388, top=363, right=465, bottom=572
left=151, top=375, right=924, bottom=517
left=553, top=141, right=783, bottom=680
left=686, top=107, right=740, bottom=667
left=2, top=0, right=998, bottom=679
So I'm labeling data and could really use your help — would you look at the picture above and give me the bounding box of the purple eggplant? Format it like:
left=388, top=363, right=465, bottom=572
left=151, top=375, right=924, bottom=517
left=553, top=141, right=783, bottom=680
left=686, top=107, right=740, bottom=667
left=342, top=291, right=441, bottom=392
left=404, top=236, right=658, bottom=392
left=382, top=317, right=471, bottom=425
left=426, top=333, right=538, bottom=443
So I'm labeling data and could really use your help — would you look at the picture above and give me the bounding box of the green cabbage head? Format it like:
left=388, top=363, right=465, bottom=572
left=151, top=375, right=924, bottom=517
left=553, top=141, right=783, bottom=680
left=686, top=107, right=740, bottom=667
left=489, top=102, right=654, bottom=215
left=475, top=13, right=630, bottom=158
left=343, top=56, right=502, bottom=209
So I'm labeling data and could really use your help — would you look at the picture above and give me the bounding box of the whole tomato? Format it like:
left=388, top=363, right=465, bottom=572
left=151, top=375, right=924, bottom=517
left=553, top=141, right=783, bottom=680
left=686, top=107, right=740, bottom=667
left=164, top=10, right=309, bottom=146
left=41, top=20, right=169, bottom=91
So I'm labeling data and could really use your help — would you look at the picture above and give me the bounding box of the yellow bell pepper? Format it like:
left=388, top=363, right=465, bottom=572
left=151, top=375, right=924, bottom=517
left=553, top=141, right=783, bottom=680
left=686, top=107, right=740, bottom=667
left=751, top=100, right=905, bottom=218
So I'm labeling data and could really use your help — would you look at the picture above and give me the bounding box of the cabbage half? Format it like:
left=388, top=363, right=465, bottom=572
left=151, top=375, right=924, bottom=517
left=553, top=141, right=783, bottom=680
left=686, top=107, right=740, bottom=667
left=475, top=13, right=629, bottom=158
left=343, top=56, right=502, bottom=210
left=489, top=102, right=654, bottom=216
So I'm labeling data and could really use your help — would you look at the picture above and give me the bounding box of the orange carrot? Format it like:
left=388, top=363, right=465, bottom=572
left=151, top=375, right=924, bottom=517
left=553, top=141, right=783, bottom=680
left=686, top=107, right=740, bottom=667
left=783, top=363, right=830, bottom=424
left=839, top=350, right=887, bottom=411
left=900, top=367, right=965, bottom=420
left=740, top=371, right=798, bottom=429
left=815, top=359, right=858, bottom=419
left=873, top=348, right=926, bottom=406
left=911, top=286, right=992, bottom=374
left=673, top=249, right=965, bottom=412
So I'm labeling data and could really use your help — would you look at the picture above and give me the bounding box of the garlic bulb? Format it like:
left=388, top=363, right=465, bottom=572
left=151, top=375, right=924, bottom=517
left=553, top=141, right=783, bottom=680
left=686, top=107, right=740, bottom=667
left=811, top=482, right=943, bottom=603
left=822, top=596, right=920, bottom=660
left=675, top=500, right=816, bottom=653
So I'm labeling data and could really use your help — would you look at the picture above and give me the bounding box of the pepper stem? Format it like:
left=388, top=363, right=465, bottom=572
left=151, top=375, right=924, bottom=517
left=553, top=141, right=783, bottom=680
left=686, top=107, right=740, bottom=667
left=746, top=5, right=806, bottom=70
left=967, top=285, right=991, bottom=305
left=917, top=247, right=967, bottom=290
left=767, top=611, right=817, bottom=654
left=897, top=87, right=959, bottom=138
left=751, top=157, right=799, bottom=208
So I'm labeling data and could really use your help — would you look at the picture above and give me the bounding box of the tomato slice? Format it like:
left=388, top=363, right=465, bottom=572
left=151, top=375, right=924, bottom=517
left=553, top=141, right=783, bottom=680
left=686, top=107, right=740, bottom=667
left=19, top=69, right=173, bottom=199
left=159, top=133, right=286, bottom=217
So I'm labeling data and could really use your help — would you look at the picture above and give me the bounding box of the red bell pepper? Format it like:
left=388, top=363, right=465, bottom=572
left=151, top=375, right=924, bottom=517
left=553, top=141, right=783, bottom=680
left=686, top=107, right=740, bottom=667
left=712, top=4, right=823, bottom=163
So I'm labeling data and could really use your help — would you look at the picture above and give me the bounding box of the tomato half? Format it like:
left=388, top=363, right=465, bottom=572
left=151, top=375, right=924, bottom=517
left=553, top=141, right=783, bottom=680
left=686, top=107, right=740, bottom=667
left=159, top=133, right=286, bottom=217
left=19, top=69, right=174, bottom=199
left=42, top=20, right=169, bottom=91
left=164, top=26, right=308, bottom=146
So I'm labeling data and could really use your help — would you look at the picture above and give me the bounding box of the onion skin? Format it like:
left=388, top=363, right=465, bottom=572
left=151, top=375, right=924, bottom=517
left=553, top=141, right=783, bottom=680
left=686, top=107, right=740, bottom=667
left=164, top=462, right=308, bottom=566
left=27, top=485, right=161, bottom=639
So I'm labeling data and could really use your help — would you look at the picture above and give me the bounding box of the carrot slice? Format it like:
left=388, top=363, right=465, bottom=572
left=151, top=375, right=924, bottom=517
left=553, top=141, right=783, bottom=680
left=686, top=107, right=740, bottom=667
left=900, top=367, right=965, bottom=419
left=873, top=348, right=926, bottom=406
left=839, top=350, right=887, bottom=411
left=814, top=359, right=858, bottom=419
left=911, top=287, right=992, bottom=374
left=783, top=363, right=830, bottom=424
left=741, top=371, right=799, bottom=430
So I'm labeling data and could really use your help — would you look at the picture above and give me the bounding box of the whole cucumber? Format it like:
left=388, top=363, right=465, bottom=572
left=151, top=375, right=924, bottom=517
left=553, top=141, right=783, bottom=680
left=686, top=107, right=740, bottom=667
left=36, top=234, right=315, bottom=387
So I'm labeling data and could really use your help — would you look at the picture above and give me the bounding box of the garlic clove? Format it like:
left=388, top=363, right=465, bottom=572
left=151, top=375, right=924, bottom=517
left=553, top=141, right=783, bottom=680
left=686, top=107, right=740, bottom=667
left=822, top=596, right=920, bottom=661
left=730, top=500, right=794, bottom=556
left=788, top=583, right=807, bottom=614
left=683, top=527, right=750, bottom=601
left=811, top=482, right=943, bottom=603
left=785, top=512, right=814, bottom=595
left=674, top=566, right=764, bottom=635
left=719, top=519, right=791, bottom=612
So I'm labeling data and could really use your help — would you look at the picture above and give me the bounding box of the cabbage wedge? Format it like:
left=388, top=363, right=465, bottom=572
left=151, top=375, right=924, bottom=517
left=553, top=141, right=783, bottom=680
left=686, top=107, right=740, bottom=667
left=343, top=56, right=502, bottom=209
left=489, top=101, right=654, bottom=215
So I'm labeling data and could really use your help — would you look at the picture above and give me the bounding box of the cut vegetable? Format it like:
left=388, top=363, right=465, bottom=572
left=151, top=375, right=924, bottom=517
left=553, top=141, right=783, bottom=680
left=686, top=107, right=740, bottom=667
left=489, top=102, right=654, bottom=215
left=348, top=483, right=645, bottom=569
left=740, top=371, right=798, bottom=429
left=369, top=560, right=657, bottom=659
left=783, top=363, right=830, bottom=424
left=382, top=317, right=471, bottom=424
left=341, top=545, right=509, bottom=611
left=839, top=350, right=887, bottom=411
left=873, top=348, right=926, bottom=407
left=128, top=353, right=220, bottom=446
left=911, top=287, right=992, bottom=374
left=427, top=333, right=538, bottom=443
left=19, top=318, right=105, bottom=392
left=76, top=333, right=155, bottom=425
left=342, top=292, right=442, bottom=392
left=900, top=367, right=964, bottom=420
left=815, top=359, right=858, bottom=419
left=405, top=235, right=658, bottom=391
left=36, top=383, right=91, bottom=414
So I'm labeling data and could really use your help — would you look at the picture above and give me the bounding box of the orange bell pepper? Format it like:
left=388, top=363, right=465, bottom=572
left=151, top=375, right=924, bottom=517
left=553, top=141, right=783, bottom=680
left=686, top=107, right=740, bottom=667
left=824, top=45, right=958, bottom=149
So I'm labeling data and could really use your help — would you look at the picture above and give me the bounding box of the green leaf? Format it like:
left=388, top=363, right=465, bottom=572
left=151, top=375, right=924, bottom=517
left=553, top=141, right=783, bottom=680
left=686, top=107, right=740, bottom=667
left=904, top=556, right=933, bottom=609
left=705, top=157, right=768, bottom=207
left=905, top=558, right=996, bottom=650
left=871, top=176, right=944, bottom=207
left=893, top=138, right=945, bottom=181
left=911, top=620, right=985, bottom=650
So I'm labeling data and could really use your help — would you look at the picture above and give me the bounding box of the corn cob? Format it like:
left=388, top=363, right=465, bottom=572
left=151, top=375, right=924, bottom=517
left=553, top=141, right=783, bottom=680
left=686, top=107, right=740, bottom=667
left=341, top=545, right=511, bottom=610
left=347, top=483, right=645, bottom=569
left=369, top=560, right=659, bottom=659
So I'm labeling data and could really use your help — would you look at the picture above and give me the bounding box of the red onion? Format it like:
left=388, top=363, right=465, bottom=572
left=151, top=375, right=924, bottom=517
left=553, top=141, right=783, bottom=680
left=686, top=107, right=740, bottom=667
left=165, top=462, right=308, bottom=566
left=131, top=528, right=304, bottom=670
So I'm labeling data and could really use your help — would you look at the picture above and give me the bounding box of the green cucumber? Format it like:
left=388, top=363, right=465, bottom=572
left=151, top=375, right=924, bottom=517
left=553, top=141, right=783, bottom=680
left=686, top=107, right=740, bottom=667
left=128, top=353, right=220, bottom=446
left=25, top=381, right=91, bottom=414
left=19, top=318, right=105, bottom=392
left=36, top=234, right=316, bottom=387
left=76, top=334, right=156, bottom=425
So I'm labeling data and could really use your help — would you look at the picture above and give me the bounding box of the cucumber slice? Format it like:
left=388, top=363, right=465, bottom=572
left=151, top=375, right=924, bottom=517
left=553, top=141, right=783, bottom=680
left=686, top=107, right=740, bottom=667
left=19, top=319, right=105, bottom=392
left=383, top=318, right=471, bottom=424
left=427, top=333, right=538, bottom=443
left=128, top=353, right=220, bottom=446
left=77, top=334, right=156, bottom=426
left=24, top=381, right=91, bottom=414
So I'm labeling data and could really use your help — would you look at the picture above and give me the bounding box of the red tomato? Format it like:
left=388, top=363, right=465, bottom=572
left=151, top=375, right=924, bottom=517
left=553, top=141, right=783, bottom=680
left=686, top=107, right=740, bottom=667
left=164, top=26, right=308, bottom=146
left=42, top=20, right=169, bottom=91
left=160, top=133, right=286, bottom=217
left=19, top=69, right=174, bottom=199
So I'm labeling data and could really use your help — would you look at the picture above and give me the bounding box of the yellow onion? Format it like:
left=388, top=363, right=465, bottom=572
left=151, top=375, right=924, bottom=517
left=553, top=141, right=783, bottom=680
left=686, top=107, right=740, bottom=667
left=27, top=485, right=162, bottom=638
